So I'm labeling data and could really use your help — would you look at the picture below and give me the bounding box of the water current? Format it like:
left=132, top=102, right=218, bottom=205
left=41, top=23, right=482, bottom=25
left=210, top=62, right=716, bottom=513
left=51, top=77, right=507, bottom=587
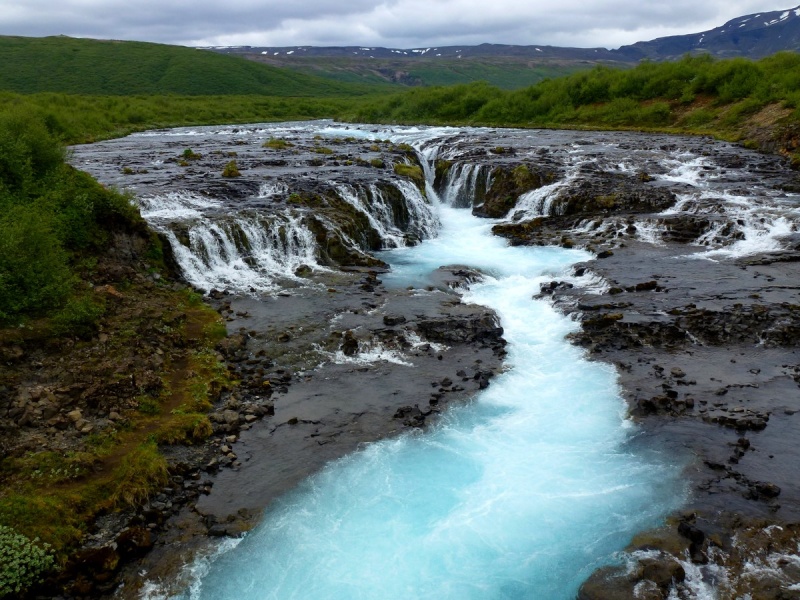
left=66, top=121, right=795, bottom=600
left=146, top=134, right=686, bottom=599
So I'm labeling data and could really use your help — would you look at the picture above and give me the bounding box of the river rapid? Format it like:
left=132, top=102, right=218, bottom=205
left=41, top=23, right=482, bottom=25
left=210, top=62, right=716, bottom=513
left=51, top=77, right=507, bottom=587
left=70, top=121, right=800, bottom=599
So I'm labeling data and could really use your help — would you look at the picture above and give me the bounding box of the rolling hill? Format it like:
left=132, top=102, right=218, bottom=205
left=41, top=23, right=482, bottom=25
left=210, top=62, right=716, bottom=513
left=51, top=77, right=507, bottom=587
left=0, top=35, right=388, bottom=96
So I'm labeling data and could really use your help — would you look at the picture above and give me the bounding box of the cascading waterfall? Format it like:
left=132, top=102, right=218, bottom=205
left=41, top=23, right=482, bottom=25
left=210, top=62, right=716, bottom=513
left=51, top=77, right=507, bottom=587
left=335, top=183, right=408, bottom=248
left=653, top=162, right=800, bottom=258
left=151, top=135, right=685, bottom=600
left=441, top=163, right=484, bottom=208
left=161, top=213, right=321, bottom=293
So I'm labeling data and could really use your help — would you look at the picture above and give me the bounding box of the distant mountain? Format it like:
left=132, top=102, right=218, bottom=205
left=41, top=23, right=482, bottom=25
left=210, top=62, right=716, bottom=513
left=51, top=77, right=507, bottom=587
left=618, top=5, right=800, bottom=60
left=206, top=43, right=620, bottom=62
left=210, top=5, right=800, bottom=89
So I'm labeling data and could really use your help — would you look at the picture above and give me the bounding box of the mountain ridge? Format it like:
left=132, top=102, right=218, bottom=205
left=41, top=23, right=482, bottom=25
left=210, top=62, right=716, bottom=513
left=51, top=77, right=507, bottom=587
left=211, top=4, right=800, bottom=64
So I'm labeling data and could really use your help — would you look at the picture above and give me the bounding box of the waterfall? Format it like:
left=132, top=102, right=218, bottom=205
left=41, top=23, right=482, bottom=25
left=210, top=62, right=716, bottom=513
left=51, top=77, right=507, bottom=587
left=441, top=163, right=485, bottom=209
left=335, top=183, right=408, bottom=248
left=161, top=213, right=321, bottom=293
left=391, top=178, right=440, bottom=241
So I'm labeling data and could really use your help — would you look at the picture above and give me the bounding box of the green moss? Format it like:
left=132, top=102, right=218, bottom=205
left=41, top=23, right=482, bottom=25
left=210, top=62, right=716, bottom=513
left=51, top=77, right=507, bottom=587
left=393, top=162, right=425, bottom=186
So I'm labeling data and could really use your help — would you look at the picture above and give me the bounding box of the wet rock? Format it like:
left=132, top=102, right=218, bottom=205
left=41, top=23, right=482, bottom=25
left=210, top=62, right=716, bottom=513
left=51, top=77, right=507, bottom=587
left=294, top=264, right=313, bottom=277
left=383, top=315, right=407, bottom=326
left=341, top=330, right=359, bottom=356
left=417, top=313, right=504, bottom=345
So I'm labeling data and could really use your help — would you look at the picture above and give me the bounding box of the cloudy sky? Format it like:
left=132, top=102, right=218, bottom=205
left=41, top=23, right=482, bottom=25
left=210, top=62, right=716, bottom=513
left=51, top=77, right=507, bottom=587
left=1, top=1, right=793, bottom=49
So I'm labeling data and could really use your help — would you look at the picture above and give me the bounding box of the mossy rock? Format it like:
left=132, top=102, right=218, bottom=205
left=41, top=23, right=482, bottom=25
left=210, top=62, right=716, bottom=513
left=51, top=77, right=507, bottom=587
left=393, top=162, right=425, bottom=188
left=480, top=163, right=548, bottom=218
left=491, top=218, right=546, bottom=240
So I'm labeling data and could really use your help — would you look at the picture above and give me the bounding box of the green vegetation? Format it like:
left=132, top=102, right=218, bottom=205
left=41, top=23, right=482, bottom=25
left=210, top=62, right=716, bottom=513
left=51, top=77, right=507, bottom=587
left=222, top=160, right=241, bottom=177
left=258, top=55, right=591, bottom=89
left=263, top=137, right=293, bottom=149
left=0, top=107, right=140, bottom=325
left=393, top=163, right=425, bottom=186
left=0, top=92, right=364, bottom=144
left=351, top=53, right=800, bottom=152
left=0, top=36, right=384, bottom=97
left=0, top=525, right=55, bottom=597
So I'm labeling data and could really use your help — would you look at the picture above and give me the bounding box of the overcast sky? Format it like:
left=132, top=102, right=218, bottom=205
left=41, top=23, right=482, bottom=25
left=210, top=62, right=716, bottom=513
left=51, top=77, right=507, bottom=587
left=1, top=1, right=794, bottom=49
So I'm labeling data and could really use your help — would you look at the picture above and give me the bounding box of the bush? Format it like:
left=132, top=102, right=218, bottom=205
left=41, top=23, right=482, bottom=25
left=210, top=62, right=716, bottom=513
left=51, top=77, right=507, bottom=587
left=221, top=160, right=240, bottom=177
left=0, top=525, right=55, bottom=597
left=0, top=205, right=72, bottom=323
left=0, top=108, right=64, bottom=200
left=50, top=294, right=106, bottom=338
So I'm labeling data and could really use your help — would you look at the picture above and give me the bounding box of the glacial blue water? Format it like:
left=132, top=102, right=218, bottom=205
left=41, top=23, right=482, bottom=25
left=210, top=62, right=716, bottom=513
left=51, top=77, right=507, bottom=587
left=166, top=205, right=683, bottom=600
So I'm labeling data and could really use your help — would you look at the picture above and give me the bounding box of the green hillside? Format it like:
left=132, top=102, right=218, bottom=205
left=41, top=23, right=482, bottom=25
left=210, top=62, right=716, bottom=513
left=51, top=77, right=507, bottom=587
left=0, top=36, right=388, bottom=96
left=245, top=55, right=592, bottom=89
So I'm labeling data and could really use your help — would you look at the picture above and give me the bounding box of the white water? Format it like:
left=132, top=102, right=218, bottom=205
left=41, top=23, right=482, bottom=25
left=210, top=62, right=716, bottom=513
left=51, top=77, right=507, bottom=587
left=160, top=202, right=682, bottom=599
left=162, top=214, right=322, bottom=293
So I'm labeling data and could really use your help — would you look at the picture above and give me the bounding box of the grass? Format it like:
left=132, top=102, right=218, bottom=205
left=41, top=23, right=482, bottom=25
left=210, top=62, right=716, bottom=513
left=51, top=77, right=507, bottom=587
left=0, top=35, right=384, bottom=97
left=0, top=92, right=372, bottom=145
left=243, top=55, right=598, bottom=90
left=0, top=293, right=230, bottom=561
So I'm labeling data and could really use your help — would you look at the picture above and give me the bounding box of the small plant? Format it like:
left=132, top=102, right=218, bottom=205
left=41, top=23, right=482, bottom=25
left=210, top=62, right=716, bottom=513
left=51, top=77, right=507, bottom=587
left=50, top=294, right=106, bottom=338
left=109, top=441, right=168, bottom=507
left=221, top=160, right=240, bottom=177
left=312, top=146, right=334, bottom=155
left=121, top=166, right=134, bottom=175
left=137, top=396, right=161, bottom=416
left=0, top=525, right=55, bottom=597
left=262, top=137, right=292, bottom=149
left=369, top=158, right=385, bottom=168
left=182, top=148, right=201, bottom=160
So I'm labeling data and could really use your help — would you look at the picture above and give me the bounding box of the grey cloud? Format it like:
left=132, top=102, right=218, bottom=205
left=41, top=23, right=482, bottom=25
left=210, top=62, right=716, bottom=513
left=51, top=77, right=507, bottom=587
left=0, top=0, right=790, bottom=49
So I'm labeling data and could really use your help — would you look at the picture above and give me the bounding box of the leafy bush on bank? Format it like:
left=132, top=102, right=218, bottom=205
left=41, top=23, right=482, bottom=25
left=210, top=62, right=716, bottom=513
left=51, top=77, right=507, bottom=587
left=0, top=525, right=55, bottom=597
left=0, top=108, right=139, bottom=325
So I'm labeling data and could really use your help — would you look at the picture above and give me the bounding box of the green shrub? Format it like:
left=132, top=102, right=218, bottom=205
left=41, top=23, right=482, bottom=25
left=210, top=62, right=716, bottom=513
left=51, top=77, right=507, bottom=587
left=51, top=294, right=106, bottom=338
left=221, top=160, right=240, bottom=177
left=0, top=525, right=55, bottom=597
left=0, top=108, right=64, bottom=200
left=0, top=205, right=72, bottom=323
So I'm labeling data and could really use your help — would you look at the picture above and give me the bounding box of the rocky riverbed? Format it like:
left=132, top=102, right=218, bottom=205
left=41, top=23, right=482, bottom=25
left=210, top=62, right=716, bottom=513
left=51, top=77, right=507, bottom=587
left=63, top=121, right=800, bottom=599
